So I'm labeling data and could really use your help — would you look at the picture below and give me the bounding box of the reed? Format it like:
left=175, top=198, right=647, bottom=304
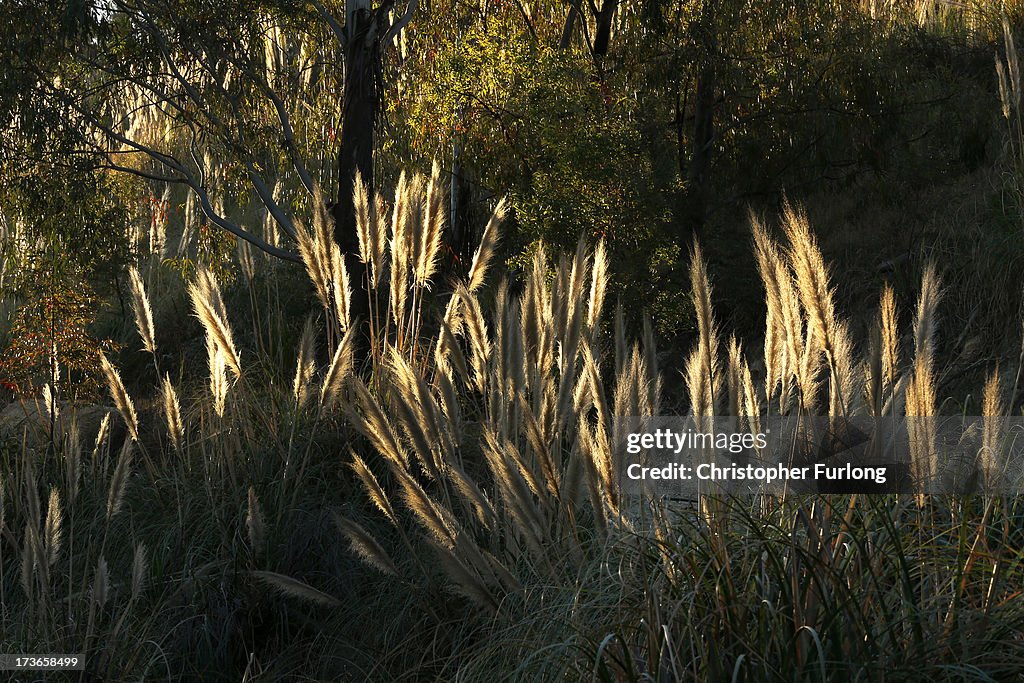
left=188, top=267, right=242, bottom=379
left=98, top=353, right=140, bottom=443
left=10, top=167, right=1022, bottom=681
left=127, top=267, right=157, bottom=358
left=161, top=374, right=184, bottom=452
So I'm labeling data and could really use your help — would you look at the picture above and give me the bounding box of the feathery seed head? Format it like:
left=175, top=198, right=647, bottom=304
left=161, top=374, right=184, bottom=452
left=467, top=197, right=507, bottom=293
left=189, top=267, right=242, bottom=379
left=99, top=353, right=139, bottom=442
left=293, top=316, right=317, bottom=409
left=128, top=267, right=157, bottom=355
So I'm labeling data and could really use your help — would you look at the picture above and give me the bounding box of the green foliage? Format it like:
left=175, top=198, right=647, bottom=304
left=392, top=0, right=1016, bottom=342
left=165, top=225, right=239, bottom=285
left=0, top=165, right=135, bottom=399
left=0, top=273, right=115, bottom=399
left=2, top=165, right=137, bottom=296
left=402, top=24, right=678, bottom=328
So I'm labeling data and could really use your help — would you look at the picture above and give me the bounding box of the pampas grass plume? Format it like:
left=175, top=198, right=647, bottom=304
left=128, top=267, right=157, bottom=355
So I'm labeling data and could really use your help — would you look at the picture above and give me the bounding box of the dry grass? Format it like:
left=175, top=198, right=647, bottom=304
left=3, top=170, right=1024, bottom=681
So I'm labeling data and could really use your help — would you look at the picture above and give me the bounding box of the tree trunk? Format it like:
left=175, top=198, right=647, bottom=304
left=683, top=2, right=718, bottom=241
left=450, top=137, right=466, bottom=259
left=592, top=0, right=617, bottom=59
left=559, top=0, right=578, bottom=50
left=685, top=64, right=714, bottom=238
left=333, top=7, right=377, bottom=346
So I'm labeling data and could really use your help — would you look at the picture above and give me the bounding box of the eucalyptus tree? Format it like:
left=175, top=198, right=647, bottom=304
left=1, top=0, right=416, bottom=288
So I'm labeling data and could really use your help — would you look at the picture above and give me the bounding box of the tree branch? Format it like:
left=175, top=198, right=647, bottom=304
left=244, top=161, right=299, bottom=241
left=382, top=0, right=418, bottom=48
left=311, top=0, right=348, bottom=48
